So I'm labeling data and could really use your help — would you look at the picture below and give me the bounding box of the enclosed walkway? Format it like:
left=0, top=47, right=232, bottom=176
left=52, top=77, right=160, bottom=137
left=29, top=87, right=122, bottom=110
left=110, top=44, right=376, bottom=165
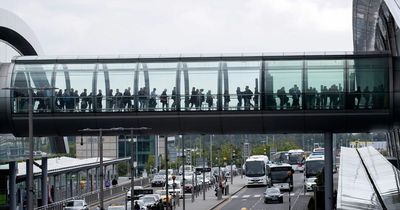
left=0, top=52, right=393, bottom=136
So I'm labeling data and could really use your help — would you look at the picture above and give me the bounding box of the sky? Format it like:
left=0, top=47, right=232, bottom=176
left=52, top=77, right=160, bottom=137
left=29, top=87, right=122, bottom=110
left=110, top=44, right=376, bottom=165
left=1, top=0, right=353, bottom=56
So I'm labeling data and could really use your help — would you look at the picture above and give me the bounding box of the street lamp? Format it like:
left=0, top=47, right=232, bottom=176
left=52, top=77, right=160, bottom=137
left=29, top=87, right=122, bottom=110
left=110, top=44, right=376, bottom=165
left=79, top=127, right=150, bottom=210
left=3, top=86, right=57, bottom=210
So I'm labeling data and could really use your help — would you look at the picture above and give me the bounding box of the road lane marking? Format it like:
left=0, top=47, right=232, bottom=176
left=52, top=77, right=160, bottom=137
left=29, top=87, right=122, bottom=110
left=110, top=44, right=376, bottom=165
left=242, top=195, right=250, bottom=198
left=249, top=195, right=263, bottom=210
left=254, top=194, right=261, bottom=198
left=291, top=185, right=304, bottom=210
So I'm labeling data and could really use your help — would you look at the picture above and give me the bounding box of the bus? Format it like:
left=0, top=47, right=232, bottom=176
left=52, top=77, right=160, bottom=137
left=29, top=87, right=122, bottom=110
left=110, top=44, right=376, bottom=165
left=304, top=155, right=324, bottom=191
left=270, top=151, right=288, bottom=163
left=244, top=155, right=269, bottom=186
left=267, top=163, right=293, bottom=191
left=287, top=149, right=305, bottom=172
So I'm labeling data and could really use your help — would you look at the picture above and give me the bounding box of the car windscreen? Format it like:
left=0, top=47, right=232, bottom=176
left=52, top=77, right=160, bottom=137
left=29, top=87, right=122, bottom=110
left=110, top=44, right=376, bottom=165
left=305, top=160, right=324, bottom=177
left=266, top=188, right=280, bottom=194
left=270, top=167, right=291, bottom=182
left=288, top=154, right=302, bottom=164
left=140, top=197, right=155, bottom=204
left=66, top=201, right=83, bottom=206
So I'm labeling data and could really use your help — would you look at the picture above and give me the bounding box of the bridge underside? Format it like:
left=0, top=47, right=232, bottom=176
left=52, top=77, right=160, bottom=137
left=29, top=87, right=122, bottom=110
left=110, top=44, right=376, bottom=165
left=9, top=110, right=391, bottom=136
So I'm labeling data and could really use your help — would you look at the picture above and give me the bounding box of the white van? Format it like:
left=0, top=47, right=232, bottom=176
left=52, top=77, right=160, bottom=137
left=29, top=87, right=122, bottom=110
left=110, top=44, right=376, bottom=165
left=179, top=165, right=193, bottom=175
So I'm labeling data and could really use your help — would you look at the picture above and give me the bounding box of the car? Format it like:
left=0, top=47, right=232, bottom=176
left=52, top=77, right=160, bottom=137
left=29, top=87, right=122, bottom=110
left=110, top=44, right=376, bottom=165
left=139, top=195, right=158, bottom=209
left=263, top=187, right=283, bottom=204
left=107, top=204, right=126, bottom=210
left=155, top=190, right=176, bottom=207
left=127, top=186, right=144, bottom=200
left=127, top=200, right=147, bottom=210
left=225, top=165, right=238, bottom=176
left=151, top=175, right=166, bottom=187
left=182, top=178, right=194, bottom=193
left=225, top=171, right=231, bottom=178
left=304, top=177, right=317, bottom=191
left=165, top=181, right=183, bottom=198
left=63, top=200, right=88, bottom=210
left=145, top=194, right=161, bottom=203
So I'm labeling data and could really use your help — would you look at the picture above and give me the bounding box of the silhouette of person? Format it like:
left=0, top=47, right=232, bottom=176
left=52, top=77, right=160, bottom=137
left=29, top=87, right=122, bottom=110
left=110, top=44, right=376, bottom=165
left=363, top=86, right=370, bottom=109
left=236, top=87, right=242, bottom=110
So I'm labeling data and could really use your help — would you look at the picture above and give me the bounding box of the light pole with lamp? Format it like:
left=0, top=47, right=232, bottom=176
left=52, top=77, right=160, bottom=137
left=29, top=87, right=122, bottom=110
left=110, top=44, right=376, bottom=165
left=230, top=144, right=233, bottom=185
left=109, top=127, right=150, bottom=210
left=3, top=86, right=57, bottom=210
left=78, top=127, right=150, bottom=210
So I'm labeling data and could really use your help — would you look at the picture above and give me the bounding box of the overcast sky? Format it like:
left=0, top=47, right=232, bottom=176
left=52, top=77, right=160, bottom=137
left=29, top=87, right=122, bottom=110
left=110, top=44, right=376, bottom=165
left=2, top=0, right=353, bottom=56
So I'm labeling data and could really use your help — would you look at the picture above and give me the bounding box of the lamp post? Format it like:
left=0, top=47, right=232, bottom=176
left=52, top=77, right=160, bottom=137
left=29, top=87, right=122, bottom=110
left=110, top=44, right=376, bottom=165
left=230, top=144, right=233, bottom=185
left=218, top=147, right=221, bottom=181
left=79, top=127, right=150, bottom=210
left=181, top=135, right=186, bottom=210
left=3, top=86, right=57, bottom=210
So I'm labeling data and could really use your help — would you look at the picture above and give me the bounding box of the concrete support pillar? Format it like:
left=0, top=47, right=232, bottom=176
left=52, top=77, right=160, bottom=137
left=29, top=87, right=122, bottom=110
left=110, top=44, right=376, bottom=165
left=165, top=136, right=169, bottom=205
left=65, top=173, right=69, bottom=199
left=76, top=172, right=80, bottom=195
left=41, top=157, right=48, bottom=206
left=112, top=164, right=115, bottom=180
left=53, top=175, right=57, bottom=201
left=9, top=161, right=17, bottom=210
left=324, top=132, right=333, bottom=210
left=86, top=169, right=90, bottom=193
left=25, top=159, right=29, bottom=206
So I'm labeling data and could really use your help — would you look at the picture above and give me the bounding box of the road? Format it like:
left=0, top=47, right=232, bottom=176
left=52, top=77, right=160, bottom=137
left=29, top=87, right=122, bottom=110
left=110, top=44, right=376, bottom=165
left=219, top=172, right=310, bottom=210
left=98, top=171, right=338, bottom=210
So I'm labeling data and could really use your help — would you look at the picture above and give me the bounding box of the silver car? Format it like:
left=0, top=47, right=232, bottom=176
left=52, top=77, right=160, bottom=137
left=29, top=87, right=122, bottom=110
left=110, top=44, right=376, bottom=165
left=63, top=200, right=88, bottom=210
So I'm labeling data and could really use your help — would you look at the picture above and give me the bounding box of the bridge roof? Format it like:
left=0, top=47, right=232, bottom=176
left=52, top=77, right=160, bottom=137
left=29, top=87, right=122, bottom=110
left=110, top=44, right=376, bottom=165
left=337, top=146, right=400, bottom=209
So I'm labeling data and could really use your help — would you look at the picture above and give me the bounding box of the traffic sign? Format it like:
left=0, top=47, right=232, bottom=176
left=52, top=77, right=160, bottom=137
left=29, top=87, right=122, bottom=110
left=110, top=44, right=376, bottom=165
left=195, top=167, right=211, bottom=173
left=243, top=143, right=250, bottom=157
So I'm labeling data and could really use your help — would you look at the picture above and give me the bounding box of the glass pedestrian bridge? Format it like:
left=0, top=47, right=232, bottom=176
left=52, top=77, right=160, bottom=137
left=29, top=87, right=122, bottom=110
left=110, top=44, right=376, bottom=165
left=0, top=52, right=393, bottom=136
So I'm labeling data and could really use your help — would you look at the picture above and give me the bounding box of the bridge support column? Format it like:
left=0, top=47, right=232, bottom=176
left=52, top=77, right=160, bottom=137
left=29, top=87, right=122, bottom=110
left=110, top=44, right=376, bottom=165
left=324, top=132, right=333, bottom=210
left=9, top=161, right=17, bottom=210
left=41, top=156, right=48, bottom=206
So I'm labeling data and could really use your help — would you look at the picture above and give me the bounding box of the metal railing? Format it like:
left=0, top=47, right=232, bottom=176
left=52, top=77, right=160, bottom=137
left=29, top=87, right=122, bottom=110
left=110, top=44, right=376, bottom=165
left=11, top=91, right=389, bottom=114
left=34, top=177, right=149, bottom=210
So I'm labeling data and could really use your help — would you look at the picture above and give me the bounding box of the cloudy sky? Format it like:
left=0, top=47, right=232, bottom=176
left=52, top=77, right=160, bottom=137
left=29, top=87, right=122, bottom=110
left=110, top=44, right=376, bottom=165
left=2, top=0, right=353, bottom=56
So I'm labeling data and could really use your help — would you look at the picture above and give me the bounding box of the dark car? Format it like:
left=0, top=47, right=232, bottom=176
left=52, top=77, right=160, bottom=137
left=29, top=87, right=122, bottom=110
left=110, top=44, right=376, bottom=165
left=151, top=175, right=166, bottom=187
left=263, top=187, right=283, bottom=204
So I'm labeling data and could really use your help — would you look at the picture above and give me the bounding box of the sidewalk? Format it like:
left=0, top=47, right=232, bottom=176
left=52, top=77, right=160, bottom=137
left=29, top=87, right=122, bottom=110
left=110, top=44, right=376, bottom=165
left=174, top=175, right=246, bottom=210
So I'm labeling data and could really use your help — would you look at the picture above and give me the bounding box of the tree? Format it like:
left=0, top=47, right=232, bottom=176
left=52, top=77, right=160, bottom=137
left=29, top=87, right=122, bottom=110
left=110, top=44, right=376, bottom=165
left=117, top=162, right=128, bottom=176
left=145, top=155, right=155, bottom=173
left=277, top=141, right=299, bottom=151
left=252, top=144, right=271, bottom=156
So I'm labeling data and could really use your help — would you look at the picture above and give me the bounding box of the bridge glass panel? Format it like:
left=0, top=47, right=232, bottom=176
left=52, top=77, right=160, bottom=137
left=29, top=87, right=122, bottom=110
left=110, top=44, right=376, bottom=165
left=184, top=62, right=219, bottom=111
left=348, top=57, right=389, bottom=109
left=226, top=61, right=261, bottom=111
left=54, top=64, right=96, bottom=113
left=266, top=60, right=303, bottom=110
left=9, top=54, right=390, bottom=114
left=141, top=62, right=177, bottom=111
left=12, top=64, right=54, bottom=113
left=306, top=60, right=345, bottom=110
left=99, top=63, right=136, bottom=112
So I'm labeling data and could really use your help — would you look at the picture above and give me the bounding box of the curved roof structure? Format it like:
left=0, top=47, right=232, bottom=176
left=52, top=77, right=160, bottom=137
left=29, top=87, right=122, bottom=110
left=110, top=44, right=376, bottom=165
left=0, top=8, right=42, bottom=56
left=353, top=0, right=400, bottom=54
